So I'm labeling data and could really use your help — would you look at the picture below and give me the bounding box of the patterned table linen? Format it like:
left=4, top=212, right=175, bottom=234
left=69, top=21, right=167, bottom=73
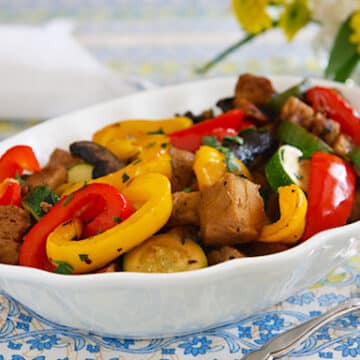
left=0, top=257, right=359, bottom=360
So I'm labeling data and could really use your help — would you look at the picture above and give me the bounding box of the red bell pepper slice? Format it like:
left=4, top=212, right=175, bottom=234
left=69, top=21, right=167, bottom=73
left=306, top=86, right=360, bottom=146
left=0, top=145, right=40, bottom=182
left=302, top=152, right=356, bottom=241
left=169, top=110, right=252, bottom=152
left=0, top=178, right=21, bottom=207
left=210, top=128, right=238, bottom=142
left=19, top=183, right=135, bottom=271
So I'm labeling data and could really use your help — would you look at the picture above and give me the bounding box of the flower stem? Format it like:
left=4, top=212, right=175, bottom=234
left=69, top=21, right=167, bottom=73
left=195, top=33, right=256, bottom=74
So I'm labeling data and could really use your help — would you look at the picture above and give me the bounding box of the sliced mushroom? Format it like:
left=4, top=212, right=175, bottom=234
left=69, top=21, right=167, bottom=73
left=70, top=141, right=126, bottom=178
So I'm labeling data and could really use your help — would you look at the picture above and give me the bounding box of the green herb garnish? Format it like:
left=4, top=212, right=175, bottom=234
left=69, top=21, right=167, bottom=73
left=113, top=216, right=122, bottom=224
left=202, top=135, right=220, bottom=148
left=183, top=187, right=192, bottom=193
left=160, top=143, right=168, bottom=148
left=62, top=194, right=73, bottom=206
left=79, top=254, right=91, bottom=264
left=15, top=172, right=26, bottom=186
left=53, top=260, right=74, bottom=275
left=202, top=136, right=241, bottom=173
left=223, top=135, right=243, bottom=145
left=122, top=173, right=130, bottom=183
left=147, top=128, right=164, bottom=135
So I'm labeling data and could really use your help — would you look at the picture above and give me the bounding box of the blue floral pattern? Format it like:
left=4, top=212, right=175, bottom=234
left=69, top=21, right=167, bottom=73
left=0, top=260, right=358, bottom=359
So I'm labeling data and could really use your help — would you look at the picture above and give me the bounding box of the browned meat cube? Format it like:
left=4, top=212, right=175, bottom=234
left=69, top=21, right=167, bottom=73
left=235, top=73, right=274, bottom=106
left=281, top=97, right=314, bottom=127
left=311, top=114, right=340, bottom=146
left=207, top=246, right=246, bottom=266
left=0, top=206, right=31, bottom=264
left=199, top=173, right=266, bottom=247
left=47, top=148, right=82, bottom=169
left=169, top=146, right=195, bottom=192
left=233, top=98, right=269, bottom=125
left=333, top=134, right=353, bottom=156
left=26, top=165, right=67, bottom=191
left=168, top=191, right=200, bottom=226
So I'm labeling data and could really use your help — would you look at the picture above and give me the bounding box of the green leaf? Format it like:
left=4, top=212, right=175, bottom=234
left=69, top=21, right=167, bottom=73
left=222, top=135, right=244, bottom=145
left=122, top=173, right=130, bottom=183
left=325, top=16, right=360, bottom=82
left=147, top=128, right=164, bottom=135
left=62, top=194, right=73, bottom=206
left=53, top=260, right=74, bottom=275
left=202, top=136, right=220, bottom=148
left=79, top=254, right=91, bottom=264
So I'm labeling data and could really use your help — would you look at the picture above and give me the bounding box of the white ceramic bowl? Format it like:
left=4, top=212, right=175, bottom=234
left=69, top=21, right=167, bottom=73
left=0, top=76, right=359, bottom=338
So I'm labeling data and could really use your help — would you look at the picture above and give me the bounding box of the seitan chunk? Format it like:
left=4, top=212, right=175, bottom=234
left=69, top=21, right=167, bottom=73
left=47, top=148, right=82, bottom=169
left=168, top=191, right=200, bottom=226
left=233, top=98, right=269, bottom=125
left=234, top=73, right=275, bottom=106
left=207, top=246, right=246, bottom=266
left=0, top=206, right=31, bottom=264
left=199, top=173, right=266, bottom=247
left=26, top=165, right=67, bottom=191
left=169, top=146, right=195, bottom=192
left=333, top=134, right=353, bottom=156
left=280, top=97, right=343, bottom=148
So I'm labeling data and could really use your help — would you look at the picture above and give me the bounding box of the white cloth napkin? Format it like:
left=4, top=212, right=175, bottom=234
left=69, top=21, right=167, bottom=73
left=0, top=19, right=153, bottom=120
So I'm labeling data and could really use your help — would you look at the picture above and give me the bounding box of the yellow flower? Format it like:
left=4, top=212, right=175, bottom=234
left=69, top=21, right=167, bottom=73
left=350, top=9, right=360, bottom=53
left=232, top=0, right=272, bottom=34
left=279, top=0, right=311, bottom=40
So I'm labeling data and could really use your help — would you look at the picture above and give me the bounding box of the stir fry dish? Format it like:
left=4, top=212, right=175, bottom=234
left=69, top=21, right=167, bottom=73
left=1, top=73, right=360, bottom=274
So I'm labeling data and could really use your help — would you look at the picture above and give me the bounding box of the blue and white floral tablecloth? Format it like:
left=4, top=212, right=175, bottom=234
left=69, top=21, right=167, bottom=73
left=0, top=257, right=359, bottom=360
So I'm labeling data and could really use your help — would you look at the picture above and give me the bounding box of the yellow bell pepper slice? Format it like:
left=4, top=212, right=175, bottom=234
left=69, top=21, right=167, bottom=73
left=193, top=145, right=252, bottom=189
left=106, top=134, right=170, bottom=160
left=61, top=144, right=172, bottom=195
left=258, top=184, right=307, bottom=244
left=93, top=117, right=192, bottom=159
left=46, top=173, right=173, bottom=273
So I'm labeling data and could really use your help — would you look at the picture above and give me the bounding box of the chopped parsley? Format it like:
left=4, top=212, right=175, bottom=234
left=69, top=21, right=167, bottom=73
left=122, top=173, right=130, bottom=183
left=147, top=128, right=164, bottom=135
left=113, top=216, right=122, bottom=224
left=79, top=254, right=91, bottom=264
left=201, top=136, right=240, bottom=173
left=222, top=135, right=243, bottom=145
left=53, top=260, right=74, bottom=275
left=202, top=135, right=220, bottom=148
left=62, top=194, right=73, bottom=206
left=183, top=186, right=192, bottom=193
left=15, top=172, right=26, bottom=186
left=160, top=143, right=168, bottom=148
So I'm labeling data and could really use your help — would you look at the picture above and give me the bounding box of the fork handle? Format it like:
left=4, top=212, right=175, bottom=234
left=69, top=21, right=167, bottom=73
left=269, top=298, right=360, bottom=358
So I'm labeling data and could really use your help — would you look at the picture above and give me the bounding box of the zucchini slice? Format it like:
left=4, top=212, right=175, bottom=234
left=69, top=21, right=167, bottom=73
left=277, top=121, right=332, bottom=158
left=22, top=186, right=59, bottom=220
left=67, top=163, right=94, bottom=183
left=265, top=145, right=309, bottom=191
left=123, top=230, right=207, bottom=273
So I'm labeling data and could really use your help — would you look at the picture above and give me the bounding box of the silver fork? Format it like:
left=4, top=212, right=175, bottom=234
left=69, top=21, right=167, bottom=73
left=242, top=298, right=360, bottom=360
